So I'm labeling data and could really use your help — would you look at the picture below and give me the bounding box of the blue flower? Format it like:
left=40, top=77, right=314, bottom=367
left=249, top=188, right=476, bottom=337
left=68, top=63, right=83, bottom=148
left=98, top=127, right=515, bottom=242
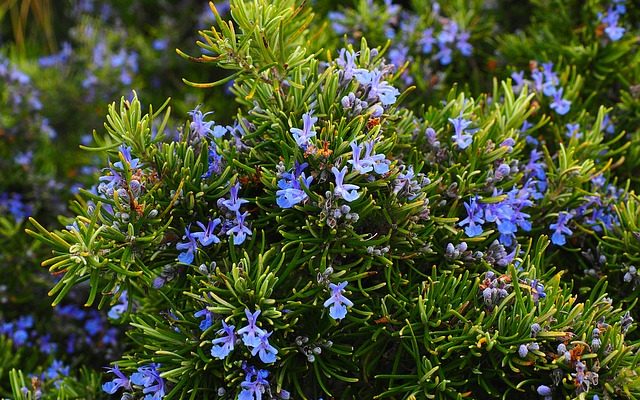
left=176, top=226, right=199, bottom=264
left=531, top=69, right=545, bottom=93
left=290, top=112, right=318, bottom=149
left=348, top=140, right=389, bottom=175
left=537, top=385, right=552, bottom=396
left=511, top=70, right=525, bottom=94
left=276, top=162, right=313, bottom=208
left=251, top=330, right=278, bottom=364
left=518, top=344, right=528, bottom=358
left=102, top=365, right=131, bottom=394
left=363, top=141, right=389, bottom=174
left=550, top=212, right=573, bottom=246
left=211, top=320, right=236, bottom=359
left=419, top=28, right=435, bottom=54
left=114, top=145, right=140, bottom=170
left=459, top=196, right=484, bottom=237
left=38, top=334, right=57, bottom=354
left=449, top=114, right=475, bottom=150
left=348, top=141, right=372, bottom=174
left=202, top=144, right=223, bottom=178
left=130, top=364, right=165, bottom=400
left=108, top=291, right=128, bottom=320
left=45, top=359, right=70, bottom=385
left=601, top=7, right=625, bottom=41
left=324, top=282, right=353, bottom=321
left=193, top=218, right=221, bottom=247
left=549, top=87, right=571, bottom=115
left=237, top=309, right=266, bottom=348
left=530, top=279, right=546, bottom=303
left=222, top=182, right=249, bottom=212
left=98, top=165, right=124, bottom=190
left=456, top=30, right=473, bottom=56
left=227, top=211, right=252, bottom=245
left=194, top=308, right=213, bottom=331
left=435, top=43, right=452, bottom=65
left=239, top=367, right=269, bottom=400
left=332, top=166, right=360, bottom=202
left=601, top=113, right=615, bottom=134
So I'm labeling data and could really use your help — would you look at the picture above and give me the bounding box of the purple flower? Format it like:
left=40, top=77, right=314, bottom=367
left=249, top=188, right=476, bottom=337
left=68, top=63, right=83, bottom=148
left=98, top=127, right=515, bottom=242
left=237, top=309, right=266, bottom=348
left=0, top=193, right=32, bottom=220
left=189, top=105, right=226, bottom=139
left=102, top=365, right=131, bottom=394
left=435, top=43, right=452, bottom=65
left=98, top=164, right=124, bottom=190
left=518, top=344, right=528, bottom=358
left=290, top=112, right=318, bottom=149
left=459, top=196, right=484, bottom=237
left=355, top=69, right=400, bottom=106
left=348, top=140, right=389, bottom=175
left=227, top=211, right=252, bottom=245
left=419, top=28, right=435, bottom=54
left=193, top=218, right=221, bottom=247
left=566, top=123, right=581, bottom=139
left=392, top=165, right=429, bottom=200
left=449, top=114, right=475, bottom=150
left=332, top=166, right=360, bottom=202
left=251, top=330, right=278, bottom=363
left=222, top=182, right=249, bottom=212
left=202, top=144, right=223, bottom=178
left=549, top=87, right=571, bottom=115
left=456, top=30, right=473, bottom=56
left=531, top=69, right=544, bottom=93
left=438, top=21, right=458, bottom=44
left=324, top=281, right=353, bottom=321
left=176, top=226, right=198, bottom=264
left=550, top=212, right=573, bottom=245
left=211, top=320, right=236, bottom=359
left=336, top=48, right=359, bottom=81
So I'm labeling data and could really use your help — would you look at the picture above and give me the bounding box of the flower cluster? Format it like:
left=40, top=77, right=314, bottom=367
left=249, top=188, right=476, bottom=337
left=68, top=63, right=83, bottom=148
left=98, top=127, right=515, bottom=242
left=511, top=61, right=571, bottom=115
left=598, top=0, right=627, bottom=41
left=479, top=271, right=512, bottom=310
left=177, top=181, right=252, bottom=263
left=103, top=363, right=165, bottom=400
left=0, top=192, right=32, bottom=221
left=209, top=309, right=278, bottom=364
left=335, top=48, right=400, bottom=108
left=276, top=162, right=314, bottom=208
left=460, top=185, right=534, bottom=247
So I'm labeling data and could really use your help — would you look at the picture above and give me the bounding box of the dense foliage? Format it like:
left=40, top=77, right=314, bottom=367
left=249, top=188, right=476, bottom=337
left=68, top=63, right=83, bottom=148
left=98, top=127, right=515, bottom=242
left=1, top=0, right=640, bottom=399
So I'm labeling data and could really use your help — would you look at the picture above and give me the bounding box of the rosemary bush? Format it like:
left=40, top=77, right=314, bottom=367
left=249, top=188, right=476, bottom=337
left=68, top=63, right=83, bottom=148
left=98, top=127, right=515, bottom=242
left=2, top=0, right=640, bottom=399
